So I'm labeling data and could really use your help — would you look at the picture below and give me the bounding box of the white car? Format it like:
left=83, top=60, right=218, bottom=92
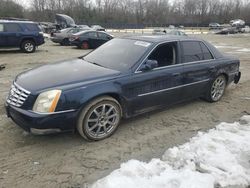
left=241, top=26, right=250, bottom=33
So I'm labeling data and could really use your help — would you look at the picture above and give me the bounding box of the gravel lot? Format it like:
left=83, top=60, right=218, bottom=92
left=0, top=34, right=250, bottom=188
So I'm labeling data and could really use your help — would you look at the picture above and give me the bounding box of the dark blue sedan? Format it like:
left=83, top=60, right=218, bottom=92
left=70, top=30, right=113, bottom=49
left=5, top=35, right=241, bottom=141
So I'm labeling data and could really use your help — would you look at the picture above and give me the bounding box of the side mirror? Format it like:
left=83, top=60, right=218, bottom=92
left=139, top=60, right=158, bottom=71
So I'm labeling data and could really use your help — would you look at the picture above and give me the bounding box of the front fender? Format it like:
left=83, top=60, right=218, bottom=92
left=59, top=81, right=124, bottom=112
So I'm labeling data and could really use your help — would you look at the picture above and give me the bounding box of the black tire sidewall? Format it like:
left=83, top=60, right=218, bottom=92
left=77, top=97, right=121, bottom=141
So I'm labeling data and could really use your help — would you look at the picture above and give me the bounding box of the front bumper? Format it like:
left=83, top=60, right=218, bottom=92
left=5, top=103, right=77, bottom=135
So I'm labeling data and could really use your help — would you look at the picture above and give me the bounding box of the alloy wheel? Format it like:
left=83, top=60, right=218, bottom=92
left=85, top=103, right=120, bottom=139
left=211, top=76, right=226, bottom=101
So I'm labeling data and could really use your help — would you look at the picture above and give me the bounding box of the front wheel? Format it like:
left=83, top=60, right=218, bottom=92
left=81, top=41, right=89, bottom=49
left=205, top=75, right=227, bottom=102
left=21, top=40, right=36, bottom=53
left=77, top=96, right=122, bottom=141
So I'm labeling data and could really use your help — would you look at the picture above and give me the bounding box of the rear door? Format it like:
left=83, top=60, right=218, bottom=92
left=97, top=32, right=112, bottom=46
left=86, top=31, right=99, bottom=48
left=4, top=23, right=23, bottom=47
left=181, top=41, right=215, bottom=99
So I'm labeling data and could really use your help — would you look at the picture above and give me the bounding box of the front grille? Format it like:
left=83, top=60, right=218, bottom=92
left=7, top=83, right=30, bottom=107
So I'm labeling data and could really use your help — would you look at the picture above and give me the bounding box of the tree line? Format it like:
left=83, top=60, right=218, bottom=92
left=1, top=0, right=250, bottom=28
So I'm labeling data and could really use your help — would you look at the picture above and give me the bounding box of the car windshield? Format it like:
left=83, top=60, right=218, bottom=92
left=83, top=38, right=152, bottom=71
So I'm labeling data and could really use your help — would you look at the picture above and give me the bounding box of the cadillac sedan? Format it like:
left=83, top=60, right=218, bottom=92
left=5, top=35, right=241, bottom=141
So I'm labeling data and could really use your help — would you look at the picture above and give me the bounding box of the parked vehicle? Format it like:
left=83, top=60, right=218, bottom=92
left=0, top=20, right=44, bottom=53
left=230, top=19, right=245, bottom=28
left=215, top=27, right=239, bottom=34
left=153, top=29, right=187, bottom=36
left=70, top=30, right=113, bottom=49
left=55, top=14, right=76, bottom=29
left=50, top=27, right=89, bottom=45
left=240, top=26, right=250, bottom=33
left=91, top=25, right=105, bottom=31
left=209, top=23, right=222, bottom=30
left=5, top=35, right=241, bottom=140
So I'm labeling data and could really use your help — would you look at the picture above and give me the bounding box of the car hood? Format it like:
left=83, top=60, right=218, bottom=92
left=15, top=58, right=121, bottom=93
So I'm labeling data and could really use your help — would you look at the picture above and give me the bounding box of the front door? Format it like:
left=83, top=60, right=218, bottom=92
left=122, top=42, right=185, bottom=115
left=87, top=31, right=100, bottom=48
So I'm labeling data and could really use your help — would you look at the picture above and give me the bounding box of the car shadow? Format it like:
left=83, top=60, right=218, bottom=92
left=0, top=49, right=21, bottom=54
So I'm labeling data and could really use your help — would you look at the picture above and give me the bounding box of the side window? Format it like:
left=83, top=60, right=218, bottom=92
left=4, top=23, right=22, bottom=32
left=0, top=24, right=3, bottom=32
left=67, top=29, right=74, bottom=33
left=200, top=42, right=213, bottom=60
left=87, top=32, right=98, bottom=38
left=181, top=41, right=203, bottom=63
left=25, top=23, right=40, bottom=31
left=98, top=32, right=109, bottom=39
left=148, top=42, right=177, bottom=68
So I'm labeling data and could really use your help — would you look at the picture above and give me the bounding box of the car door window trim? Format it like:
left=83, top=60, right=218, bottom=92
left=180, top=40, right=215, bottom=64
left=135, top=40, right=178, bottom=73
left=135, top=40, right=216, bottom=74
left=138, top=79, right=210, bottom=97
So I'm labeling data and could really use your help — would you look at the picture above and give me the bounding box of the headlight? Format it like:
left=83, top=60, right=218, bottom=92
left=33, top=90, right=61, bottom=113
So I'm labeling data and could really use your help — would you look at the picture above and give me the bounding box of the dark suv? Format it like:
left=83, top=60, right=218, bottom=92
left=0, top=20, right=45, bottom=53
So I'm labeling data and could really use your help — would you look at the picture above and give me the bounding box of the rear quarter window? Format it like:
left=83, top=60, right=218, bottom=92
left=200, top=42, right=214, bottom=60
left=24, top=23, right=41, bottom=31
left=181, top=41, right=203, bottom=63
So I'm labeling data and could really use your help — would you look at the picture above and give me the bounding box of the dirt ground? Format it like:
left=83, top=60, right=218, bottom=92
left=0, top=34, right=250, bottom=188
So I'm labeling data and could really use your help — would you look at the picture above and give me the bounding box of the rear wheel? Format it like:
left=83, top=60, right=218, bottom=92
left=21, top=40, right=36, bottom=53
left=77, top=96, right=122, bottom=141
left=205, top=75, right=227, bottom=102
left=81, top=41, right=89, bottom=49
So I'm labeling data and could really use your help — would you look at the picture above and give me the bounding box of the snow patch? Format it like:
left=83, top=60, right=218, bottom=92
left=92, top=116, right=250, bottom=188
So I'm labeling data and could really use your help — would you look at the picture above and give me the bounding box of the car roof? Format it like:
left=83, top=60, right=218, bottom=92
left=0, top=20, right=36, bottom=24
left=122, top=35, right=199, bottom=43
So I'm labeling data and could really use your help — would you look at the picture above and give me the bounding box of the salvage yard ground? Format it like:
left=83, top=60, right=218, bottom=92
left=0, top=33, right=250, bottom=188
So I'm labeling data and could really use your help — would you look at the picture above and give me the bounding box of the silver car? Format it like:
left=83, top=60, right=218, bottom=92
left=51, top=27, right=89, bottom=45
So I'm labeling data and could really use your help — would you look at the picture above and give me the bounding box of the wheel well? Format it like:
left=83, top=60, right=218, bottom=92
left=221, top=73, right=229, bottom=84
left=20, top=38, right=36, bottom=46
left=79, top=93, right=126, bottom=117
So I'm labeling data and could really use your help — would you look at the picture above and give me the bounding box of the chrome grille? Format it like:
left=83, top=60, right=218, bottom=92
left=7, top=83, right=30, bottom=107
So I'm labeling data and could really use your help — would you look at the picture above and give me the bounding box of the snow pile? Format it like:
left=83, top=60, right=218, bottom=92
left=92, top=116, right=250, bottom=188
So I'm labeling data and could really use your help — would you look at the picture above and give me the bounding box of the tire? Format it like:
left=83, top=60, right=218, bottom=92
left=81, top=41, right=89, bottom=49
left=21, top=40, right=36, bottom=53
left=77, top=96, right=122, bottom=141
left=205, top=75, right=227, bottom=102
left=61, top=38, right=70, bottom=46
